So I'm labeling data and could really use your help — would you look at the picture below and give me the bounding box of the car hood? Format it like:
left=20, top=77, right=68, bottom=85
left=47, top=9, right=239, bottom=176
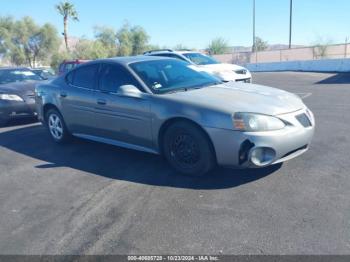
left=0, top=81, right=38, bottom=96
left=163, top=82, right=305, bottom=116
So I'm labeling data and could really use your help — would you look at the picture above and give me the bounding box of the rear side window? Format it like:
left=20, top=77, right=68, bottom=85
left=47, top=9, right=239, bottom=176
left=59, top=63, right=64, bottom=73
left=64, top=63, right=75, bottom=72
left=72, top=64, right=99, bottom=89
left=98, top=64, right=140, bottom=93
left=66, top=71, right=74, bottom=84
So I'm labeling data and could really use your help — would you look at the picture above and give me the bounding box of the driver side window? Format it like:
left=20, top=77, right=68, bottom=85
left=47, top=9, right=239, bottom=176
left=98, top=64, right=139, bottom=93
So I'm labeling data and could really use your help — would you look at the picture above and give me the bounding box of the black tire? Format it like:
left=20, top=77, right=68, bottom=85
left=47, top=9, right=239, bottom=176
left=45, top=108, right=70, bottom=143
left=162, top=121, right=216, bottom=176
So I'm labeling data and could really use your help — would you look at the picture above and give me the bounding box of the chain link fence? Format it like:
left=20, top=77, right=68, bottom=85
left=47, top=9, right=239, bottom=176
left=213, top=43, right=350, bottom=65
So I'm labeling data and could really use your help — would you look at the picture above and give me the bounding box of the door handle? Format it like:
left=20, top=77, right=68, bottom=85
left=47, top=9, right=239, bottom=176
left=97, top=99, right=107, bottom=105
left=60, top=92, right=67, bottom=98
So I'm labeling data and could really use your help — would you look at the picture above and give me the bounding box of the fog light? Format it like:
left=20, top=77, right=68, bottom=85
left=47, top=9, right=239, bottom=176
left=250, top=147, right=276, bottom=166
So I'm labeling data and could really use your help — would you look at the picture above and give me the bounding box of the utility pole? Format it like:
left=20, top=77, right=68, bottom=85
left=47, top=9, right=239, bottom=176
left=252, top=0, right=256, bottom=53
left=289, top=0, right=293, bottom=49
left=345, top=37, right=348, bottom=58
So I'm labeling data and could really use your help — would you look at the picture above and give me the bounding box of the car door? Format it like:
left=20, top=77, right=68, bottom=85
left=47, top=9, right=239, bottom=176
left=59, top=63, right=100, bottom=135
left=93, top=63, right=153, bottom=149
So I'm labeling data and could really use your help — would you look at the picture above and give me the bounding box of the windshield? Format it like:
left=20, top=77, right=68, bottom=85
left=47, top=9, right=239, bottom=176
left=182, top=53, right=220, bottom=65
left=33, top=69, right=55, bottom=79
left=0, top=69, right=42, bottom=84
left=129, top=59, right=220, bottom=94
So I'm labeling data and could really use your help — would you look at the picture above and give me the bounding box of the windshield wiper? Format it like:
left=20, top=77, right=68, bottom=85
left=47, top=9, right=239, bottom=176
left=163, top=81, right=222, bottom=94
left=163, top=88, right=188, bottom=94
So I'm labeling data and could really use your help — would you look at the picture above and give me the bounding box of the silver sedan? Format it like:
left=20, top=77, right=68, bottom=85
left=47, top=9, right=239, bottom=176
left=35, top=56, right=315, bottom=176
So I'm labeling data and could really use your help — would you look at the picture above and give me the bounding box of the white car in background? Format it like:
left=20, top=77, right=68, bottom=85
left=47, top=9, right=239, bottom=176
left=144, top=49, right=252, bottom=83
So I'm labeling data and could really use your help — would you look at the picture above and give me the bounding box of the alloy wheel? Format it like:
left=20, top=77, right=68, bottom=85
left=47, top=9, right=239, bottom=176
left=48, top=113, right=63, bottom=140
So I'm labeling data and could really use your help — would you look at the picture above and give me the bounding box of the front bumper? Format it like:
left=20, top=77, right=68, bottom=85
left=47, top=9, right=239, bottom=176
left=235, top=77, right=252, bottom=83
left=0, top=99, right=37, bottom=122
left=219, top=72, right=253, bottom=83
left=205, top=108, right=315, bottom=168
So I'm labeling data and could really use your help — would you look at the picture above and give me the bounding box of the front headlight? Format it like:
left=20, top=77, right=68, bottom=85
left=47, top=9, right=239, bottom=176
left=0, top=94, right=24, bottom=102
left=233, top=112, right=285, bottom=132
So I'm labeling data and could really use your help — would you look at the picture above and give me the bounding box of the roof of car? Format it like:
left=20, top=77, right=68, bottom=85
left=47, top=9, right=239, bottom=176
left=176, top=51, right=200, bottom=54
left=62, top=59, right=90, bottom=63
left=143, top=49, right=200, bottom=55
left=85, top=55, right=173, bottom=66
left=32, top=67, right=51, bottom=70
left=0, top=67, right=31, bottom=71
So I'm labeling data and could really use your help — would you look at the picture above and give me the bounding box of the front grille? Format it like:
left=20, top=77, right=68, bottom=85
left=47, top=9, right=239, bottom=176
left=235, top=69, right=247, bottom=75
left=296, top=113, right=312, bottom=127
left=236, top=78, right=251, bottom=83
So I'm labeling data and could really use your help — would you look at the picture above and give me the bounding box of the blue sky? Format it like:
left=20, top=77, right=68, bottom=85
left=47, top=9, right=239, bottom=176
left=1, top=0, right=349, bottom=48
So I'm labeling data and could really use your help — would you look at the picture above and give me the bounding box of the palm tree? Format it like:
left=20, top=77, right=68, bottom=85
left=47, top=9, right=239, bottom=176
left=55, top=1, right=79, bottom=51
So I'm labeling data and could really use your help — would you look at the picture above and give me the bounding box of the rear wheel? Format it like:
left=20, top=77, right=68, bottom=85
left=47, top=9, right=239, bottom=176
left=162, top=121, right=215, bottom=176
left=45, top=109, right=70, bottom=143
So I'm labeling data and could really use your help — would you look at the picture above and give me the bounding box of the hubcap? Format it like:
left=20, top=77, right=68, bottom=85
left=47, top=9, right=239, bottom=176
left=48, top=114, right=63, bottom=140
left=170, top=133, right=200, bottom=166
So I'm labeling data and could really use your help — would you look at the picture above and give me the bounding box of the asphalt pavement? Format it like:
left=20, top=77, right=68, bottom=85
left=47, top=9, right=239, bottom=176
left=0, top=72, right=349, bottom=255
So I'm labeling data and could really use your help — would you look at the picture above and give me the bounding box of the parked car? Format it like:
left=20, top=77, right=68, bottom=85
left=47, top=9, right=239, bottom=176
left=58, top=59, right=89, bottom=75
left=31, top=67, right=56, bottom=80
left=0, top=67, right=44, bottom=125
left=36, top=56, right=315, bottom=175
left=144, top=49, right=252, bottom=83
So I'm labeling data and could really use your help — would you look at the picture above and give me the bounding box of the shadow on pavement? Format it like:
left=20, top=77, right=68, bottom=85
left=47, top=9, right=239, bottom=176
left=0, top=117, right=38, bottom=128
left=0, top=125, right=282, bottom=190
left=316, top=73, right=350, bottom=84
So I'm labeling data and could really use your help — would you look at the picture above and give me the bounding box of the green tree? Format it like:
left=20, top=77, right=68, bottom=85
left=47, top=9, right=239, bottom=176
left=130, top=25, right=149, bottom=55
left=116, top=22, right=150, bottom=56
left=0, top=16, right=59, bottom=67
left=254, top=37, right=268, bottom=52
left=50, top=50, right=72, bottom=71
left=94, top=26, right=117, bottom=57
left=144, top=44, right=161, bottom=52
left=0, top=16, right=22, bottom=65
left=55, top=1, right=79, bottom=51
left=116, top=22, right=133, bottom=56
left=73, top=39, right=109, bottom=60
left=207, top=37, right=229, bottom=55
left=28, top=23, right=60, bottom=66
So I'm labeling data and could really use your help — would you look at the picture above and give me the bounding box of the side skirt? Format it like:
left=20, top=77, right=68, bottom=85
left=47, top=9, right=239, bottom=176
left=73, top=133, right=159, bottom=155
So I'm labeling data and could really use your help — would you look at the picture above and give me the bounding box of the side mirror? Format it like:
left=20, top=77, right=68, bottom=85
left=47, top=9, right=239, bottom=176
left=118, top=85, right=142, bottom=98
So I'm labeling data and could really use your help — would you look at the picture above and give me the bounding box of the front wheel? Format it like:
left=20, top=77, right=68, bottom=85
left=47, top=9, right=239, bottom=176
left=45, top=109, right=70, bottom=143
left=162, top=121, right=216, bottom=176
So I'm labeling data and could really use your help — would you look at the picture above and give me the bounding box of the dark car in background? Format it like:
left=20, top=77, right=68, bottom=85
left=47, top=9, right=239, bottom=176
left=0, top=67, right=44, bottom=126
left=31, top=67, right=56, bottom=80
left=58, top=59, right=89, bottom=75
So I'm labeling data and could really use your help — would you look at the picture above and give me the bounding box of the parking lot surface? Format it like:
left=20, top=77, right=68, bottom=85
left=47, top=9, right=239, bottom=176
left=0, top=72, right=349, bottom=255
